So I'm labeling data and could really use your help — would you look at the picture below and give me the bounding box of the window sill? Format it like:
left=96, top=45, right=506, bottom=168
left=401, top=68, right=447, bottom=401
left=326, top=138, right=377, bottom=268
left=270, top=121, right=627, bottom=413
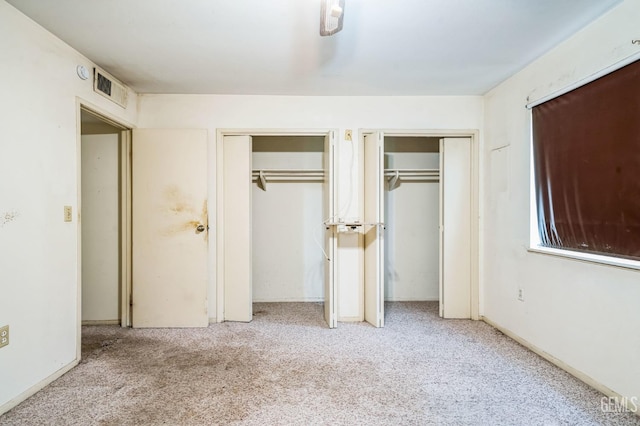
left=528, top=246, right=640, bottom=271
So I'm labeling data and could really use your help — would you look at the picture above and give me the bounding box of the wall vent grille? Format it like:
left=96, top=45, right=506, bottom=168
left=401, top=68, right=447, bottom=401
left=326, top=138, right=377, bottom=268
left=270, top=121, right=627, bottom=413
left=93, top=68, right=128, bottom=108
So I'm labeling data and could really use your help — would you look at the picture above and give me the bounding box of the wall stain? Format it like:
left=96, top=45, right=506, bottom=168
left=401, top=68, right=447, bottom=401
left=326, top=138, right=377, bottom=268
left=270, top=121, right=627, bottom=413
left=1, top=210, right=19, bottom=227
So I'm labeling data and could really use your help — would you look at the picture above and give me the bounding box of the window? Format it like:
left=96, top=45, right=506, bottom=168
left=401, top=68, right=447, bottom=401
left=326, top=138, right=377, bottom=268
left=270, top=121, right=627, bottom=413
left=531, top=59, right=640, bottom=261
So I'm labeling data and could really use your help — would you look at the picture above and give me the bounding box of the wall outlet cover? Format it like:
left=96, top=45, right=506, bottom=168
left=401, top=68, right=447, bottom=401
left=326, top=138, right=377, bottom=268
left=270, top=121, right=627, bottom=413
left=64, top=206, right=73, bottom=222
left=0, top=325, right=9, bottom=348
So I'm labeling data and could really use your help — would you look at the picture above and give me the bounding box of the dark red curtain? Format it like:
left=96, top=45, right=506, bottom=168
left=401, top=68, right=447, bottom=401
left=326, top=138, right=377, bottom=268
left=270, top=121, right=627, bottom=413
left=532, top=59, right=640, bottom=260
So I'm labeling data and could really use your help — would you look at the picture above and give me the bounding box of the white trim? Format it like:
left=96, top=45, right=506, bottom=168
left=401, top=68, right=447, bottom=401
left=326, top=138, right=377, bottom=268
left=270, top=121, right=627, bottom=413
left=81, top=319, right=120, bottom=326
left=0, top=359, right=78, bottom=415
left=120, top=130, right=132, bottom=328
left=525, top=50, right=640, bottom=109
left=337, top=316, right=362, bottom=322
left=439, top=138, right=444, bottom=318
left=252, top=298, right=324, bottom=303
left=482, top=317, right=639, bottom=416
left=528, top=246, right=640, bottom=271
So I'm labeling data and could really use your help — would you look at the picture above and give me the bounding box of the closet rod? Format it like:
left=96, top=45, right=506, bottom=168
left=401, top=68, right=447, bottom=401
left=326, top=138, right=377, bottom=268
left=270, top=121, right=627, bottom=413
left=252, top=169, right=325, bottom=191
left=384, top=168, right=439, bottom=175
left=252, top=169, right=324, bottom=174
left=385, top=169, right=439, bottom=189
left=384, top=169, right=439, bottom=179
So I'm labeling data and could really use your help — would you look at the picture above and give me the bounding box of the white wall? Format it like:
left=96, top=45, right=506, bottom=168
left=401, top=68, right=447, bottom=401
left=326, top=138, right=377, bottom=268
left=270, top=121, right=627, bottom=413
left=137, top=95, right=484, bottom=321
left=81, top=133, right=120, bottom=322
left=483, top=0, right=640, bottom=403
left=0, top=1, right=137, bottom=412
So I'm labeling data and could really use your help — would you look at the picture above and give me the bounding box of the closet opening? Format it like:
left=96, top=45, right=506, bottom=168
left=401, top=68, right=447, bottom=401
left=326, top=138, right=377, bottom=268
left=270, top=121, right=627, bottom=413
left=384, top=137, right=440, bottom=304
left=219, top=131, right=337, bottom=328
left=363, top=131, right=476, bottom=327
left=252, top=136, right=326, bottom=306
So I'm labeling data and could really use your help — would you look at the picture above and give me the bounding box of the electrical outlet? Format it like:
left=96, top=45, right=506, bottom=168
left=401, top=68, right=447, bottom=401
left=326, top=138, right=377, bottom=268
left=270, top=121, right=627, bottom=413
left=64, top=206, right=73, bottom=222
left=344, top=129, right=352, bottom=141
left=0, top=325, right=8, bottom=348
left=517, top=288, right=524, bottom=302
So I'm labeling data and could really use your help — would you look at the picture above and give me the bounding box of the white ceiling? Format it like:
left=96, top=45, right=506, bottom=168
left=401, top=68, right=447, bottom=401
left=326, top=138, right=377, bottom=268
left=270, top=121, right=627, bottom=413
left=7, top=0, right=620, bottom=95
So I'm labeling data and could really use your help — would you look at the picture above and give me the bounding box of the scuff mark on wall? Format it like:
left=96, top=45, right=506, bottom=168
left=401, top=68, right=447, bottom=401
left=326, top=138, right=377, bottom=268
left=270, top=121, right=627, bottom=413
left=1, top=210, right=19, bottom=227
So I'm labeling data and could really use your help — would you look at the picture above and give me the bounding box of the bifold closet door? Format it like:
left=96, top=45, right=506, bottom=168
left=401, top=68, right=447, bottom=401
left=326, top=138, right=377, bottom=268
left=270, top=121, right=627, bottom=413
left=223, top=135, right=253, bottom=322
left=131, top=128, right=209, bottom=327
left=324, top=132, right=337, bottom=328
left=440, top=137, right=472, bottom=319
left=363, top=132, right=384, bottom=327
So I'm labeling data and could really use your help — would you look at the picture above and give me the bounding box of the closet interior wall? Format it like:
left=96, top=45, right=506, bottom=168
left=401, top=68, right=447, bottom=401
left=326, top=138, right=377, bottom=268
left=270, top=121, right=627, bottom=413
left=384, top=137, right=440, bottom=301
left=251, top=136, right=326, bottom=302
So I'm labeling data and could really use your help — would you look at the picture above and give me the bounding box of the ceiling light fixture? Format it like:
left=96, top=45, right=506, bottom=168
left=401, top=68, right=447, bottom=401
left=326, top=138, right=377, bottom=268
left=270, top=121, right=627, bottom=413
left=320, top=0, right=345, bottom=36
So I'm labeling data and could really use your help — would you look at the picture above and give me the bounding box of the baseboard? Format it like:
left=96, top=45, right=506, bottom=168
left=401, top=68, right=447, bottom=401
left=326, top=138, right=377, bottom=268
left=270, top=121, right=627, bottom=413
left=384, top=298, right=439, bottom=302
left=482, top=316, right=639, bottom=417
left=0, top=358, right=79, bottom=416
left=81, top=319, right=120, bottom=326
left=252, top=298, right=324, bottom=303
left=338, top=316, right=363, bottom=322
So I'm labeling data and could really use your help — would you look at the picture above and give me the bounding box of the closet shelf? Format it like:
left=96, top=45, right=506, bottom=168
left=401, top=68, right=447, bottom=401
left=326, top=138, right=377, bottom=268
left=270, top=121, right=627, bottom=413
left=252, top=169, right=325, bottom=191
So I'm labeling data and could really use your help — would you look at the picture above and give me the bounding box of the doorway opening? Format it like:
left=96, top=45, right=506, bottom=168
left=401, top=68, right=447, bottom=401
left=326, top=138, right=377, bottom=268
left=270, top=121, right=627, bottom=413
left=218, top=131, right=337, bottom=328
left=79, top=107, right=131, bottom=327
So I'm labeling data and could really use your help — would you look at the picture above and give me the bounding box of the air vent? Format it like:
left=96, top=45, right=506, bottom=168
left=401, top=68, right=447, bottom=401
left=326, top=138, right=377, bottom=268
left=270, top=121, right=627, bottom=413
left=93, top=68, right=128, bottom=108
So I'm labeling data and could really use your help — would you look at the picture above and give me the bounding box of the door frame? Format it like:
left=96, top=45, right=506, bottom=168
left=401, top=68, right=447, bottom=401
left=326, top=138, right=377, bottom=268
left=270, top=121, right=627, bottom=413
left=358, top=129, right=480, bottom=321
left=76, top=99, right=135, bottom=357
left=215, top=128, right=338, bottom=324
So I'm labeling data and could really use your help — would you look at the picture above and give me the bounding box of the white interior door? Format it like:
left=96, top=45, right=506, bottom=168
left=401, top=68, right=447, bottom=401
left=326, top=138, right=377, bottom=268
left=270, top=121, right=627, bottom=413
left=222, top=135, right=253, bottom=322
left=363, top=132, right=384, bottom=327
left=324, top=132, right=337, bottom=328
left=131, top=128, right=208, bottom=327
left=440, top=137, right=472, bottom=319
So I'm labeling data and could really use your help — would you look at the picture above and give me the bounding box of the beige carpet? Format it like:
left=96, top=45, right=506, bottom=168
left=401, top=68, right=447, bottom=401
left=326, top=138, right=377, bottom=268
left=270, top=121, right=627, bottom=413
left=1, top=302, right=639, bottom=425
